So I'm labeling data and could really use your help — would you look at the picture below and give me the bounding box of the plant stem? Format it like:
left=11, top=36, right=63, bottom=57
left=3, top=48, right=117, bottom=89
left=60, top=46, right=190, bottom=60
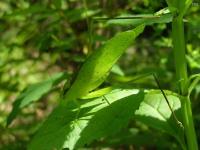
left=172, top=15, right=198, bottom=150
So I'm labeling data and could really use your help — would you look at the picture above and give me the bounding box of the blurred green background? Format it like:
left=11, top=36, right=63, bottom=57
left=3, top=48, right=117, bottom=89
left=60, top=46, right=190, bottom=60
left=0, top=0, right=200, bottom=149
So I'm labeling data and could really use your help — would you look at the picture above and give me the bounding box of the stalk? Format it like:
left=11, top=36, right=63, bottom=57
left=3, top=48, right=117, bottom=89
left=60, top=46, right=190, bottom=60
left=172, top=15, right=198, bottom=150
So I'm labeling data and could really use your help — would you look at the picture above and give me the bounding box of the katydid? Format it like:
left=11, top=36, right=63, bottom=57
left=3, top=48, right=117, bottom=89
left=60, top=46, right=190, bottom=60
left=61, top=4, right=182, bottom=129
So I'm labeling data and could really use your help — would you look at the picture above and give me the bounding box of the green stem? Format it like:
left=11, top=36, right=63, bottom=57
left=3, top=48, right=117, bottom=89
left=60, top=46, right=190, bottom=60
left=82, top=0, right=93, bottom=53
left=172, top=15, right=198, bottom=150
left=181, top=96, right=198, bottom=150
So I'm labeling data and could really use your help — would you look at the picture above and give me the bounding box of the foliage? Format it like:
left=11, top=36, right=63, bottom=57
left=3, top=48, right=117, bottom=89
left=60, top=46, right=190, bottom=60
left=7, top=72, right=68, bottom=126
left=0, top=0, right=200, bottom=150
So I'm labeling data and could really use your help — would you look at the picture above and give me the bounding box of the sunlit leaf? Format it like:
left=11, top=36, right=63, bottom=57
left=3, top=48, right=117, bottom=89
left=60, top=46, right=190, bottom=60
left=74, top=91, right=144, bottom=149
left=134, top=90, right=185, bottom=148
left=28, top=88, right=141, bottom=150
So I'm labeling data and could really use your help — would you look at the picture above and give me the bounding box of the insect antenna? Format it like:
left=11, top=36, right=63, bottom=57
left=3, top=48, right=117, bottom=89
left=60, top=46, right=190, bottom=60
left=153, top=73, right=184, bottom=129
left=93, top=15, right=160, bottom=21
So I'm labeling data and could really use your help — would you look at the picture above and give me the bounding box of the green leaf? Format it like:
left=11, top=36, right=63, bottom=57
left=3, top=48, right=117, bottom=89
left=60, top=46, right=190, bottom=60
left=188, top=74, right=200, bottom=95
left=28, top=88, right=141, bottom=150
left=64, top=25, right=145, bottom=103
left=28, top=101, right=87, bottom=150
left=64, top=89, right=144, bottom=149
left=28, top=89, right=185, bottom=150
left=74, top=91, right=145, bottom=149
left=134, top=90, right=185, bottom=148
left=7, top=72, right=68, bottom=126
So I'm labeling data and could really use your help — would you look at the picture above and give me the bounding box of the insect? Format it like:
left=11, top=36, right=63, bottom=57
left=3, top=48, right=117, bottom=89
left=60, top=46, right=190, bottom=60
left=77, top=1, right=182, bottom=128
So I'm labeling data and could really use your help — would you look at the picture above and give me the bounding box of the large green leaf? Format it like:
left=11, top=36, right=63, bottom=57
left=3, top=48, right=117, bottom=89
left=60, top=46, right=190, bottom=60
left=28, top=88, right=141, bottom=150
left=63, top=25, right=145, bottom=103
left=28, top=88, right=185, bottom=150
left=7, top=72, right=68, bottom=126
left=134, top=90, right=185, bottom=148
left=28, top=102, right=84, bottom=150
left=74, top=91, right=145, bottom=149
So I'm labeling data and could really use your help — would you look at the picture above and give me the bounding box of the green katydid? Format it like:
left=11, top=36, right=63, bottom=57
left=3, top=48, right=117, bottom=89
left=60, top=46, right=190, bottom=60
left=60, top=7, right=183, bottom=129
left=61, top=7, right=177, bottom=104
